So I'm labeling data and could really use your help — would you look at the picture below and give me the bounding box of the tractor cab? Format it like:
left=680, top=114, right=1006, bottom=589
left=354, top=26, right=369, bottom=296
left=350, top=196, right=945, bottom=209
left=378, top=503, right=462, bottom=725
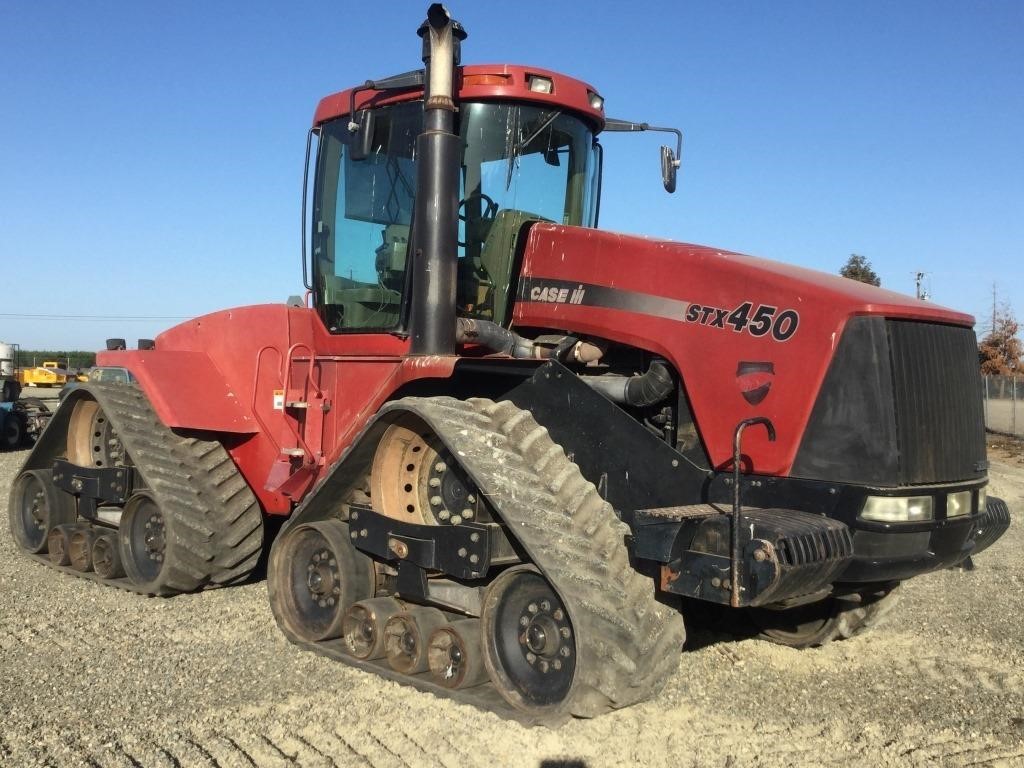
left=310, top=69, right=603, bottom=334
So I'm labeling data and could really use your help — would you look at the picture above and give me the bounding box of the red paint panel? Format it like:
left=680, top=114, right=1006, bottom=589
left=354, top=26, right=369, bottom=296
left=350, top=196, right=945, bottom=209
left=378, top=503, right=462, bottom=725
left=94, top=350, right=256, bottom=433
left=97, top=304, right=456, bottom=516
left=314, top=64, right=604, bottom=128
left=514, top=224, right=975, bottom=475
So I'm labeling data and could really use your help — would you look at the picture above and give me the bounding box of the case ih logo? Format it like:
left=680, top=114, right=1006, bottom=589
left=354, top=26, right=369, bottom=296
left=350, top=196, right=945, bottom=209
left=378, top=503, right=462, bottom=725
left=737, top=361, right=775, bottom=405
left=529, top=284, right=587, bottom=305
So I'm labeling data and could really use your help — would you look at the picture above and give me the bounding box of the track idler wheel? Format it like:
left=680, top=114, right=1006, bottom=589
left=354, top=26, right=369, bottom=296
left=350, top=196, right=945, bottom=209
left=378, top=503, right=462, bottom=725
left=383, top=607, right=448, bottom=674
left=92, top=532, right=125, bottom=579
left=68, top=527, right=99, bottom=572
left=428, top=618, right=488, bottom=689
left=9, top=469, right=77, bottom=554
left=342, top=597, right=404, bottom=660
left=269, top=520, right=375, bottom=642
left=481, top=567, right=577, bottom=713
left=119, top=492, right=170, bottom=589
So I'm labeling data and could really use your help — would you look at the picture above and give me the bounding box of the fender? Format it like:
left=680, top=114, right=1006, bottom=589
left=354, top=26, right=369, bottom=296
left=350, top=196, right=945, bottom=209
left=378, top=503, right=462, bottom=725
left=94, top=350, right=257, bottom=434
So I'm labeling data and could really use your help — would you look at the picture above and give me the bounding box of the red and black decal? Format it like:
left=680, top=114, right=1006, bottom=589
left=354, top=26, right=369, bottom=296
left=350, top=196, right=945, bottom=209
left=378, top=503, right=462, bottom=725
left=736, top=361, right=775, bottom=405
left=519, top=278, right=800, bottom=342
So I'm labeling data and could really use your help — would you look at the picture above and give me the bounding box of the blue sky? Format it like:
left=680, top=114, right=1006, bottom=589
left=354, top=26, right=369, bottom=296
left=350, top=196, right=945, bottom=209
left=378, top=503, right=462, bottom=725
left=1, top=1, right=1021, bottom=349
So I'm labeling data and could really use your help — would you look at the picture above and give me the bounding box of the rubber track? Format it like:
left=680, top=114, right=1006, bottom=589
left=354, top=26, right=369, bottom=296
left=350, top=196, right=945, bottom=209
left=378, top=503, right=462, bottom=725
left=26, top=382, right=263, bottom=596
left=382, top=396, right=686, bottom=717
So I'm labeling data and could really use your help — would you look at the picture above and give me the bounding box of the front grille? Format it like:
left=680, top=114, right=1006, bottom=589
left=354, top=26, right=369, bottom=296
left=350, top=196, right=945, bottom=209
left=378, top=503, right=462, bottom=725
left=793, top=316, right=986, bottom=486
left=887, top=321, right=986, bottom=484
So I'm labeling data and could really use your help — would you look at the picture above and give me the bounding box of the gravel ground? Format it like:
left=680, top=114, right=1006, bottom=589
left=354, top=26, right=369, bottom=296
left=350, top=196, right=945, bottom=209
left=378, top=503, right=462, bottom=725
left=1, top=392, right=1021, bottom=767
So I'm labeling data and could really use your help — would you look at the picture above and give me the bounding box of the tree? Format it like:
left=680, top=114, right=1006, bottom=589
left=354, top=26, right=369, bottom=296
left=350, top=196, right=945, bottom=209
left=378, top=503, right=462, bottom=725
left=839, top=253, right=881, bottom=286
left=979, top=303, right=1022, bottom=375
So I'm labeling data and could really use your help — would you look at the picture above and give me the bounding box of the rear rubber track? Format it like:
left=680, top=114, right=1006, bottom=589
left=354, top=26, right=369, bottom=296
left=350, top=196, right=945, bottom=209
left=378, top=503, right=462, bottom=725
left=42, top=383, right=263, bottom=596
left=396, top=396, right=686, bottom=717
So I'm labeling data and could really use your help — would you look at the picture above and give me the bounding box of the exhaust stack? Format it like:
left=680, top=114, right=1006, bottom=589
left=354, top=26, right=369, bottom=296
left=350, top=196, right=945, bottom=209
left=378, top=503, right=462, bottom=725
left=408, top=4, right=466, bottom=355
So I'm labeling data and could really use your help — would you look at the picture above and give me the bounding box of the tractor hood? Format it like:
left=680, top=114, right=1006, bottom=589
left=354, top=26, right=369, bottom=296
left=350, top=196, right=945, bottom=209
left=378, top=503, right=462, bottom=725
left=512, top=223, right=977, bottom=476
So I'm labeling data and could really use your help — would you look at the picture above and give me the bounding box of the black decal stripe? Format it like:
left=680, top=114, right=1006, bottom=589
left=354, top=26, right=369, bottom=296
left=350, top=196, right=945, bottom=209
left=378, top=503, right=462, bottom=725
left=518, top=278, right=689, bottom=321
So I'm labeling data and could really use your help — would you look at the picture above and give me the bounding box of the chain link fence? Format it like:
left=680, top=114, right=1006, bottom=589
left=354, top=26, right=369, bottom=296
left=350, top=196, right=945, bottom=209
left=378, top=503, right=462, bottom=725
left=983, top=375, right=1024, bottom=437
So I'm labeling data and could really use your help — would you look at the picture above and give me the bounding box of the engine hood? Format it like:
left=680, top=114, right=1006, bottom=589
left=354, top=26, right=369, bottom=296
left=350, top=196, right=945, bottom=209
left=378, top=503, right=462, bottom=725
left=512, top=224, right=977, bottom=476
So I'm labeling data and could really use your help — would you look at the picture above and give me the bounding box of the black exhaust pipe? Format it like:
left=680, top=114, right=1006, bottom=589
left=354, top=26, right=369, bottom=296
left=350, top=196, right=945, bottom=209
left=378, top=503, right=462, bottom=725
left=408, top=4, right=466, bottom=356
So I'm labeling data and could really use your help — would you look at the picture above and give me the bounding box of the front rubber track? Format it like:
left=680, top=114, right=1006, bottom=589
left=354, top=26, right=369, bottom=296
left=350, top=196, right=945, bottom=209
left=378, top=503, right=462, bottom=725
left=20, top=382, right=264, bottom=596
left=390, top=397, right=687, bottom=717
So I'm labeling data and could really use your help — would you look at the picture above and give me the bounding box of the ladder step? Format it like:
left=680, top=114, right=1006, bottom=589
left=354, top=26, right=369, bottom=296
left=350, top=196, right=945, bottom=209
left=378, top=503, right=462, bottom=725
left=280, top=448, right=305, bottom=457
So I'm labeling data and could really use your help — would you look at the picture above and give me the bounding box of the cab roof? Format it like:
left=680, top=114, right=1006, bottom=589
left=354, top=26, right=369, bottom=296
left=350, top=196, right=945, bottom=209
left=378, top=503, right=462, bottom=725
left=313, top=64, right=605, bottom=130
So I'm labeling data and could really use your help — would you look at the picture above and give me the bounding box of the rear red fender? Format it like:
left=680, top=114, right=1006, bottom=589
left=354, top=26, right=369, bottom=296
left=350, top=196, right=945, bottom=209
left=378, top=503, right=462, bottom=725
left=97, top=304, right=457, bottom=515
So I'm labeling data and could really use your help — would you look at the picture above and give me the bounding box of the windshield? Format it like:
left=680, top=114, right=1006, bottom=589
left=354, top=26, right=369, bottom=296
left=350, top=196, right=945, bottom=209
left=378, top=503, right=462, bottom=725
left=312, top=100, right=598, bottom=332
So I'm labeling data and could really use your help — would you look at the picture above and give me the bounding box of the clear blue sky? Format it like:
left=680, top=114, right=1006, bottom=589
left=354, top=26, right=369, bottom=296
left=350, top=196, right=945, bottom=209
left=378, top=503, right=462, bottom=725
left=2, top=1, right=1021, bottom=350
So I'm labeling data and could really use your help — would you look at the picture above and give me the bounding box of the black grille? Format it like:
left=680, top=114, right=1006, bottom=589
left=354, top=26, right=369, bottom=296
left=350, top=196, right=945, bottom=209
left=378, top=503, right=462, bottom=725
left=887, top=321, right=986, bottom=484
left=794, top=316, right=986, bottom=486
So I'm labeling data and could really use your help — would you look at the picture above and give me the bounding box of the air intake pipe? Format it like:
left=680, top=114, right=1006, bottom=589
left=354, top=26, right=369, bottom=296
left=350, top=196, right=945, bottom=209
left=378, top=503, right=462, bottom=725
left=585, top=360, right=674, bottom=407
left=408, top=4, right=467, bottom=356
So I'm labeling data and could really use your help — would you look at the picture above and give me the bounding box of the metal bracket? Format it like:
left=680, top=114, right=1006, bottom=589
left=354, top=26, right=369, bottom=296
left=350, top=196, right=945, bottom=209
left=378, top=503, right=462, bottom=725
left=51, top=459, right=133, bottom=521
left=348, top=505, right=495, bottom=579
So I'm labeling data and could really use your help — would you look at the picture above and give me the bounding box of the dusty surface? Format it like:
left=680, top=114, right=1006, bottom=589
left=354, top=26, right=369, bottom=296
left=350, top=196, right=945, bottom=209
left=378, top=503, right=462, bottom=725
left=1, top=398, right=1021, bottom=767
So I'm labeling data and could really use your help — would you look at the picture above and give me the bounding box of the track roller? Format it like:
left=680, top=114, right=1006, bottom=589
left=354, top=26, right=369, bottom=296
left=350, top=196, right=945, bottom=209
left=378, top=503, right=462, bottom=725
left=268, top=520, right=375, bottom=642
left=68, top=527, right=99, bottom=572
left=342, top=597, right=404, bottom=660
left=383, top=607, right=448, bottom=674
left=428, top=618, right=488, bottom=689
left=482, top=567, right=576, bottom=713
left=92, top=532, right=125, bottom=579
left=9, top=469, right=77, bottom=554
left=47, top=524, right=78, bottom=566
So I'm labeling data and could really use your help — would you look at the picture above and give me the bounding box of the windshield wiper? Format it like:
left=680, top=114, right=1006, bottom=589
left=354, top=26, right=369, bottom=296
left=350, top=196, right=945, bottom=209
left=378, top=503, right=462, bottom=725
left=506, top=109, right=562, bottom=189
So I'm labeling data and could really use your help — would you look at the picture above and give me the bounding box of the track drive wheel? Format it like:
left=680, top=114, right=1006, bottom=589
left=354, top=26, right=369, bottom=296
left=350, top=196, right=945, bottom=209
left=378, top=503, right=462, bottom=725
left=268, top=520, right=375, bottom=642
left=481, top=567, right=577, bottom=714
left=371, top=421, right=485, bottom=526
left=751, top=584, right=902, bottom=648
left=9, top=469, right=77, bottom=554
left=66, top=398, right=124, bottom=468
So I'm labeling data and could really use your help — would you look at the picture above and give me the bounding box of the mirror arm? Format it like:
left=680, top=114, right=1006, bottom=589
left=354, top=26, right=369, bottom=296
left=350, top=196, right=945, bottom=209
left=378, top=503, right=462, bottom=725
left=347, top=69, right=426, bottom=133
left=604, top=118, right=683, bottom=166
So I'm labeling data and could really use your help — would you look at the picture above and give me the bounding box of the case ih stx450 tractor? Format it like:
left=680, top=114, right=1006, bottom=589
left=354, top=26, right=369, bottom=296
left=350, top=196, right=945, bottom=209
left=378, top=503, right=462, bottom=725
left=10, top=6, right=1010, bottom=720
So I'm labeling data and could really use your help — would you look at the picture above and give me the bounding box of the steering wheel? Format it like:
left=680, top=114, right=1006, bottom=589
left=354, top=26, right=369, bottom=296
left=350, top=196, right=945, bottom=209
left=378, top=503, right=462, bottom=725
left=457, top=192, right=498, bottom=247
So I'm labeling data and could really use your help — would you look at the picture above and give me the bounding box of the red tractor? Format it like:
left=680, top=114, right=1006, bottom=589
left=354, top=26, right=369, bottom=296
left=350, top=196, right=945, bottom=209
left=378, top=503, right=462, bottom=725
left=9, top=5, right=1009, bottom=720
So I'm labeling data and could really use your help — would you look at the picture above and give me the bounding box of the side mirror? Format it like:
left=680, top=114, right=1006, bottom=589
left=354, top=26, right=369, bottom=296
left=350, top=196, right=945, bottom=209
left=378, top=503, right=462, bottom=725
left=602, top=118, right=683, bottom=194
left=660, top=145, right=678, bottom=194
left=349, top=109, right=376, bottom=161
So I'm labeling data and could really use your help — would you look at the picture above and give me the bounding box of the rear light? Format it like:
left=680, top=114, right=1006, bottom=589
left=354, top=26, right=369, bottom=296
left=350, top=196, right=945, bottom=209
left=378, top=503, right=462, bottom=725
left=527, top=75, right=554, bottom=94
left=860, top=495, right=933, bottom=523
left=946, top=491, right=971, bottom=518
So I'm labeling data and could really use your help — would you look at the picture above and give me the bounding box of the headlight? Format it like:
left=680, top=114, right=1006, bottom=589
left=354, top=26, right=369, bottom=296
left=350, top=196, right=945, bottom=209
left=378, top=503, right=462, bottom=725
left=587, top=90, right=604, bottom=110
left=860, top=495, right=934, bottom=523
left=946, top=490, right=971, bottom=518
left=978, top=486, right=988, bottom=512
left=527, top=75, right=554, bottom=94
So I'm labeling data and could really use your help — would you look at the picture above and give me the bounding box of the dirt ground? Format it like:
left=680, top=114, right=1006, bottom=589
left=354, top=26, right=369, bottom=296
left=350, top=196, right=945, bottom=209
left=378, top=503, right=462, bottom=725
left=1, top=390, right=1021, bottom=767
